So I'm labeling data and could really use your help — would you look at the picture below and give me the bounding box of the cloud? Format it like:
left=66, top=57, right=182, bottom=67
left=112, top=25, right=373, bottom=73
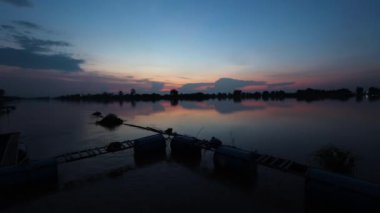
left=0, top=66, right=166, bottom=96
left=0, top=21, right=82, bottom=72
left=0, top=0, right=32, bottom=7
left=1, top=25, right=16, bottom=31
left=179, top=78, right=266, bottom=93
left=1, top=21, right=69, bottom=53
left=151, top=81, right=165, bottom=92
left=13, top=20, right=42, bottom=31
left=13, top=35, right=70, bottom=52
left=178, top=82, right=213, bottom=93
left=267, top=82, right=295, bottom=89
left=2, top=20, right=48, bottom=34
left=0, top=47, right=83, bottom=71
left=213, top=78, right=266, bottom=92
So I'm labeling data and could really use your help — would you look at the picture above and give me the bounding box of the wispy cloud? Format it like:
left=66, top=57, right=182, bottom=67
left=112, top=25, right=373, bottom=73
left=0, top=0, right=32, bottom=7
left=13, top=34, right=70, bottom=53
left=267, top=82, right=295, bottom=89
left=13, top=20, right=43, bottom=31
left=1, top=25, right=16, bottom=31
left=0, top=20, right=83, bottom=72
left=0, top=66, right=166, bottom=96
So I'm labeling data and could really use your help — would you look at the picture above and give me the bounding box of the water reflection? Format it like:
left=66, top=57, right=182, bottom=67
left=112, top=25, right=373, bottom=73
left=180, top=100, right=267, bottom=114
left=134, top=151, right=166, bottom=167
left=0, top=99, right=380, bottom=183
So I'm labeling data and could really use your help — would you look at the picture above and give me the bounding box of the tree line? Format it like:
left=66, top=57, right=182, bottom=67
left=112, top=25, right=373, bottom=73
left=57, top=87, right=380, bottom=103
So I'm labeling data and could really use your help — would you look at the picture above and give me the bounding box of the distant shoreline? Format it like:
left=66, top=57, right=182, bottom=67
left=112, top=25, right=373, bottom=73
left=54, top=87, right=379, bottom=103
left=2, top=87, right=380, bottom=103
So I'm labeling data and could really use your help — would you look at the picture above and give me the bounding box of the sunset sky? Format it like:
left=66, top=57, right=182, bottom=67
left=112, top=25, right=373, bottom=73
left=0, top=0, right=379, bottom=96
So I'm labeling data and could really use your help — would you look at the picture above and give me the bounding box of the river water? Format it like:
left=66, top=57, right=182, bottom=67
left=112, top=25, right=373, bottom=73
left=1, top=99, right=379, bottom=181
left=0, top=99, right=379, bottom=212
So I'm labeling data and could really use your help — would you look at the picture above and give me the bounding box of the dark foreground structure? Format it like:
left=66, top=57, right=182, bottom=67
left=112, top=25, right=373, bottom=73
left=1, top=128, right=379, bottom=212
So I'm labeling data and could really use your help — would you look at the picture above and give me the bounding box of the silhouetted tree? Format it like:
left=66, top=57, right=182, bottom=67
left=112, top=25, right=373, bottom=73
left=356, top=87, right=364, bottom=96
left=262, top=91, right=269, bottom=101
left=170, top=89, right=178, bottom=96
left=130, top=88, right=136, bottom=95
left=356, top=87, right=364, bottom=102
left=56, top=86, right=378, bottom=103
left=233, top=90, right=242, bottom=97
left=232, top=90, right=242, bottom=102
left=0, top=89, right=4, bottom=104
left=368, top=87, right=380, bottom=101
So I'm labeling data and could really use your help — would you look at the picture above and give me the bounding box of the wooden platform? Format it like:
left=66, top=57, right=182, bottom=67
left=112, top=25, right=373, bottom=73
left=0, top=132, right=20, bottom=167
left=56, top=139, right=136, bottom=163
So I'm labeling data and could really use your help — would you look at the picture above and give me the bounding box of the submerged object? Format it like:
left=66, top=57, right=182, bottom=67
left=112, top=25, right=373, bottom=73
left=96, top=113, right=123, bottom=129
left=0, top=132, right=22, bottom=167
left=305, top=168, right=380, bottom=212
left=170, top=135, right=202, bottom=167
left=214, top=145, right=259, bottom=175
left=209, top=137, right=223, bottom=148
left=171, top=135, right=201, bottom=156
left=106, top=142, right=123, bottom=152
left=92, top=111, right=103, bottom=117
left=134, top=134, right=166, bottom=166
left=134, top=134, right=166, bottom=155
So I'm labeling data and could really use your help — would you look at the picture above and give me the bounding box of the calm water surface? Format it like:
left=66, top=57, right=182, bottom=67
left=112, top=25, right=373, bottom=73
left=1, top=99, right=380, bottom=183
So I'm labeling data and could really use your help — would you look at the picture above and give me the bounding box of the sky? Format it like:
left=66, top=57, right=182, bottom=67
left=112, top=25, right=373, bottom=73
left=0, top=0, right=380, bottom=96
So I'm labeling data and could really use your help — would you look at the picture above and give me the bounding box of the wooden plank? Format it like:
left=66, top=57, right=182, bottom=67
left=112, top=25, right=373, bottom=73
left=278, top=159, right=292, bottom=169
left=283, top=161, right=294, bottom=170
left=256, top=154, right=267, bottom=162
left=270, top=158, right=281, bottom=166
left=0, top=134, right=10, bottom=159
left=87, top=150, right=95, bottom=156
left=258, top=155, right=271, bottom=163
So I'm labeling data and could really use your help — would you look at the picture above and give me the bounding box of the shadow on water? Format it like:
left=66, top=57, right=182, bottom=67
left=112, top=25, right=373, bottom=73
left=0, top=179, right=58, bottom=210
left=169, top=149, right=257, bottom=192
left=133, top=151, right=167, bottom=167
left=208, top=168, right=257, bottom=191
left=0, top=162, right=137, bottom=211
left=63, top=165, right=135, bottom=190
left=169, top=151, right=201, bottom=168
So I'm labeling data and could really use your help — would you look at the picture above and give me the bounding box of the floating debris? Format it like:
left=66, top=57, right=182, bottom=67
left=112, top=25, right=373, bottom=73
left=96, top=114, right=123, bottom=129
left=313, top=145, right=355, bottom=174
left=92, top=111, right=103, bottom=117
left=106, top=142, right=123, bottom=152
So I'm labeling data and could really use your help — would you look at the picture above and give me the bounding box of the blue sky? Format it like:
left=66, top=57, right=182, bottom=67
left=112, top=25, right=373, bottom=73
left=0, top=0, right=380, bottom=96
